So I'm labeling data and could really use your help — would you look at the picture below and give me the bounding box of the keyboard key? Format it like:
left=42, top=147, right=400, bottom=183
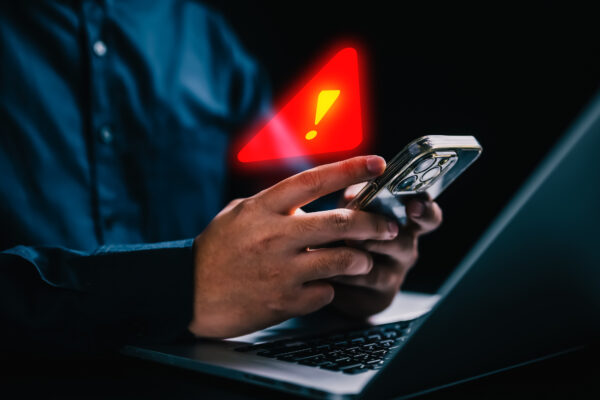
left=276, top=354, right=300, bottom=361
left=320, top=363, right=342, bottom=371
left=282, top=340, right=307, bottom=348
left=346, top=331, right=365, bottom=339
left=365, top=362, right=385, bottom=370
left=292, top=353, right=323, bottom=361
left=238, top=320, right=418, bottom=373
left=272, top=347, right=312, bottom=356
left=383, top=331, right=397, bottom=339
left=330, top=356, right=351, bottom=363
left=298, top=357, right=327, bottom=366
left=338, top=361, right=365, bottom=371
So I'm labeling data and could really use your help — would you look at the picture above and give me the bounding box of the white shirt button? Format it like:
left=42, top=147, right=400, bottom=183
left=99, top=126, right=113, bottom=144
left=93, top=40, right=107, bottom=57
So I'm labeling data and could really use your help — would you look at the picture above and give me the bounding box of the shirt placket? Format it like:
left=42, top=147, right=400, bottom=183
left=82, top=0, right=142, bottom=245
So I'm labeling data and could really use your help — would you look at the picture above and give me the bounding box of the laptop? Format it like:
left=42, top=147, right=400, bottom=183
left=122, top=91, right=600, bottom=399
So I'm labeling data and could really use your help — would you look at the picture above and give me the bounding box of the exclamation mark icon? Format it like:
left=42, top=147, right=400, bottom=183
left=305, top=89, right=340, bottom=140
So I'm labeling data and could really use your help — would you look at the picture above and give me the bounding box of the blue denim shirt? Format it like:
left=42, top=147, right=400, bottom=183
left=0, top=1, right=271, bottom=352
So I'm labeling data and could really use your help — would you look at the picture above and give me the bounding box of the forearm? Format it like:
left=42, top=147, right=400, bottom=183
left=0, top=240, right=194, bottom=355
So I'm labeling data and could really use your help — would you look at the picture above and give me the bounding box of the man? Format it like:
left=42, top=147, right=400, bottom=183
left=0, top=1, right=441, bottom=353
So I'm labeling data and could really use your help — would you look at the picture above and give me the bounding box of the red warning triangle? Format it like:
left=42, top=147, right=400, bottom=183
left=238, top=48, right=363, bottom=162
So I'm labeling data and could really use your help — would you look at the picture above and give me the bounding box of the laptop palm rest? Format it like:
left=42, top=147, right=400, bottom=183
left=226, top=291, right=440, bottom=346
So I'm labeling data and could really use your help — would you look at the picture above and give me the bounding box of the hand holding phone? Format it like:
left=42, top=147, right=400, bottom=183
left=346, top=135, right=482, bottom=224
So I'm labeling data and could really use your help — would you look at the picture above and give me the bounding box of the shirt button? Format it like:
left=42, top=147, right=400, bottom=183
left=93, top=40, right=107, bottom=57
left=98, top=126, right=113, bottom=144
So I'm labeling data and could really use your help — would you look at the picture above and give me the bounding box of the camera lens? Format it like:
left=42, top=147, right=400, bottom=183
left=438, top=157, right=449, bottom=167
left=438, top=155, right=456, bottom=170
left=393, top=175, right=417, bottom=192
left=414, top=157, right=435, bottom=173
left=421, top=167, right=441, bottom=182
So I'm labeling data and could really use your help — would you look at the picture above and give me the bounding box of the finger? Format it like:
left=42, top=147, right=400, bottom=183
left=359, top=234, right=418, bottom=265
left=289, top=281, right=335, bottom=316
left=330, top=262, right=401, bottom=292
left=296, top=247, right=373, bottom=282
left=291, top=209, right=399, bottom=246
left=343, top=182, right=367, bottom=202
left=405, top=198, right=443, bottom=235
left=258, top=155, right=386, bottom=214
left=330, top=283, right=396, bottom=318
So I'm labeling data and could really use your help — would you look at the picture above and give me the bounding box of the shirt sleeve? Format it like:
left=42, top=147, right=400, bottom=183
left=0, top=240, right=195, bottom=355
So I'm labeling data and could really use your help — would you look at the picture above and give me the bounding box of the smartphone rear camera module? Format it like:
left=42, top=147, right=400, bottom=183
left=412, top=181, right=426, bottom=191
left=434, top=152, right=458, bottom=170
left=392, top=175, right=418, bottom=193
left=414, top=157, right=435, bottom=173
left=440, top=156, right=457, bottom=169
left=420, top=166, right=441, bottom=182
left=348, top=136, right=481, bottom=217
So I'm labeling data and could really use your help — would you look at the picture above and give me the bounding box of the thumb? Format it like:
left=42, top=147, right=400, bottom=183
left=405, top=197, right=443, bottom=235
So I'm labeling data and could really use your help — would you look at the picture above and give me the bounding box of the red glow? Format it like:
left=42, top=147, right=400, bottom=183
left=237, top=48, right=363, bottom=163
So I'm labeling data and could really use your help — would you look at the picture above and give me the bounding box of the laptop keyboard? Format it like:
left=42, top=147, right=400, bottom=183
left=234, top=321, right=413, bottom=375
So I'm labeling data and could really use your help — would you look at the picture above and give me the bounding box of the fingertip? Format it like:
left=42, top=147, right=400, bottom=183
left=343, top=183, right=367, bottom=203
left=324, top=283, right=335, bottom=304
left=424, top=200, right=443, bottom=224
left=432, top=201, right=444, bottom=225
left=366, top=155, right=386, bottom=175
left=343, top=189, right=355, bottom=202
left=311, top=281, right=335, bottom=306
left=409, top=200, right=443, bottom=233
left=406, top=199, right=425, bottom=219
left=387, top=220, right=399, bottom=238
left=345, top=248, right=373, bottom=276
left=363, top=251, right=375, bottom=275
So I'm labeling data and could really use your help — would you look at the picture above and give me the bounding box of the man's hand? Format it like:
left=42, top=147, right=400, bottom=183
left=188, top=155, right=401, bottom=338
left=327, top=184, right=443, bottom=318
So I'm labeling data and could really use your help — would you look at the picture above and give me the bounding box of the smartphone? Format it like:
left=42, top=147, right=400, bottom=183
left=346, top=135, right=482, bottom=224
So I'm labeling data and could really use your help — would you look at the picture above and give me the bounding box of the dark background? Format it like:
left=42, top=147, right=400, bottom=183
left=3, top=3, right=600, bottom=398
left=207, top=1, right=600, bottom=293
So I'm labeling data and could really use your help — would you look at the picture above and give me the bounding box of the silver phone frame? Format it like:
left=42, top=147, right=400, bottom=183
left=347, top=135, right=482, bottom=223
